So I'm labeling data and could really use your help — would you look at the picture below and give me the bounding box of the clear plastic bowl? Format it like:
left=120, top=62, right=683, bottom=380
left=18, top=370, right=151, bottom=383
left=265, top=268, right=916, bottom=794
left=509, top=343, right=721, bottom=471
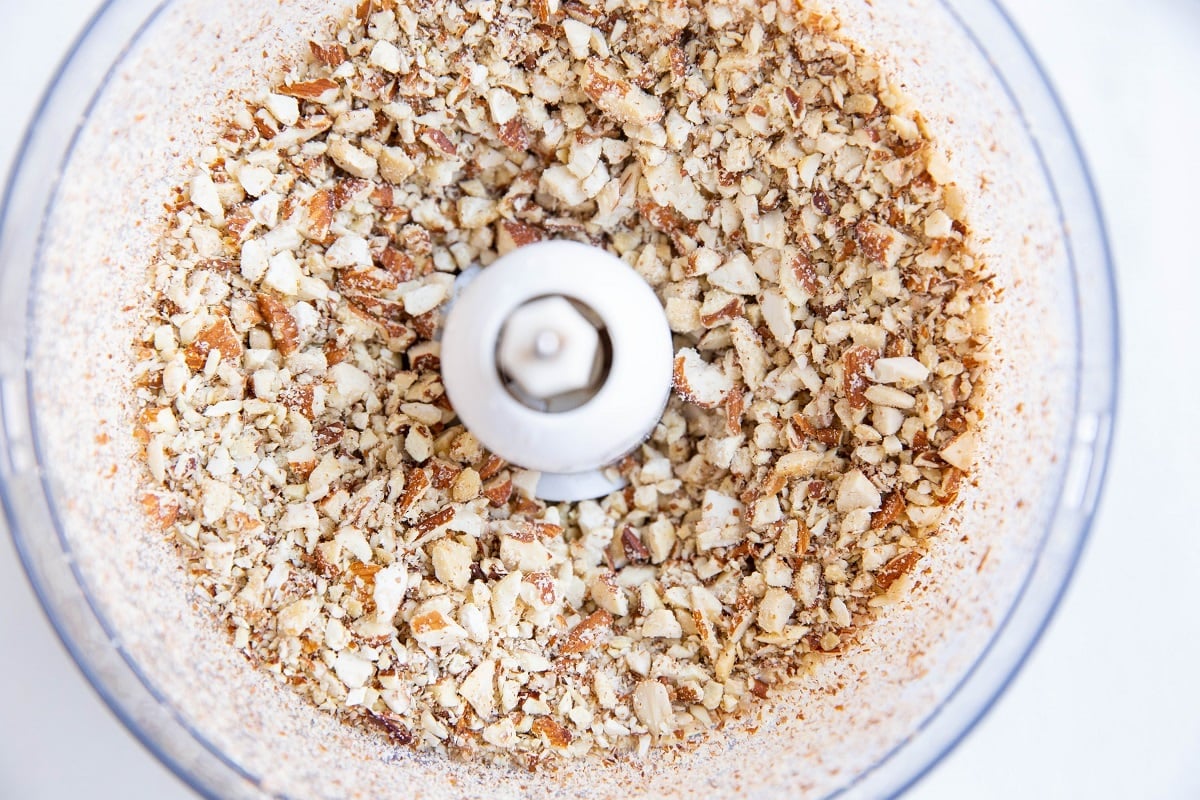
left=0, top=0, right=1117, bottom=797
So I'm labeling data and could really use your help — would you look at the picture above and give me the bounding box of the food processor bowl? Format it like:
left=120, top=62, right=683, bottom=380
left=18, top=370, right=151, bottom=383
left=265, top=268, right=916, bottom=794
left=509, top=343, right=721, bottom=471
left=0, top=0, right=1117, bottom=797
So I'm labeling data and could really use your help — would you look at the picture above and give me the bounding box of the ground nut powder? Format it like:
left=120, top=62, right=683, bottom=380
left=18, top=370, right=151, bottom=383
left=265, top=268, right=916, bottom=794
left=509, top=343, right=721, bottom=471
left=133, top=0, right=989, bottom=768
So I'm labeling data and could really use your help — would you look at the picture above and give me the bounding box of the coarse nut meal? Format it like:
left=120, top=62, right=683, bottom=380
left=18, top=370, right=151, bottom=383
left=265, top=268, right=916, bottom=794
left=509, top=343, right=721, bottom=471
left=133, top=0, right=991, bottom=770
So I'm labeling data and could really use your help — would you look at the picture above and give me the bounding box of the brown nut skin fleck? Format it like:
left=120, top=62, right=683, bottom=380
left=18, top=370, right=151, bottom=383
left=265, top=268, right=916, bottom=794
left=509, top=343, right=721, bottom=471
left=875, top=551, right=923, bottom=591
left=854, top=220, right=897, bottom=264
left=368, top=712, right=414, bottom=746
left=429, top=460, right=463, bottom=490
left=409, top=610, right=450, bottom=636
left=842, top=345, right=880, bottom=410
left=279, top=78, right=340, bottom=101
left=498, top=119, right=531, bottom=151
left=871, top=491, right=905, bottom=530
left=332, top=177, right=369, bottom=207
left=380, top=247, right=418, bottom=281
left=421, top=127, right=458, bottom=155
left=559, top=610, right=613, bottom=655
left=184, top=317, right=243, bottom=370
left=700, top=298, right=745, bottom=328
left=791, top=414, right=842, bottom=448
left=396, top=469, right=430, bottom=515
left=531, top=521, right=563, bottom=538
left=349, top=561, right=382, bottom=583
left=621, top=526, right=651, bottom=563
left=791, top=251, right=820, bottom=295
left=530, top=0, right=555, bottom=23
left=314, top=422, right=345, bottom=449
left=531, top=716, right=573, bottom=748
left=257, top=293, right=301, bottom=356
left=139, top=493, right=179, bottom=529
left=415, top=506, right=455, bottom=534
left=499, top=220, right=543, bottom=249
left=482, top=477, right=514, bottom=508
left=277, top=384, right=315, bottom=419
left=309, top=40, right=348, bottom=66
left=524, top=572, right=557, bottom=605
left=477, top=454, right=506, bottom=481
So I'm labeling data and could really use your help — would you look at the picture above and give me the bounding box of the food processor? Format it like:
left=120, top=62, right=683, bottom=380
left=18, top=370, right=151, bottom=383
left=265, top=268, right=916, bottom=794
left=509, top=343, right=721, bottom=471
left=0, top=0, right=1117, bottom=797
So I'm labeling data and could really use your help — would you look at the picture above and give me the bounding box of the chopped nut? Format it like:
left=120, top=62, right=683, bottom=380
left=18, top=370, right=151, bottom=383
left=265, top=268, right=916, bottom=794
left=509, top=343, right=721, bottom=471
left=369, top=40, right=402, bottom=73
left=189, top=171, right=224, bottom=221
left=758, top=588, right=796, bottom=634
left=621, top=525, right=651, bottom=563
left=257, top=294, right=300, bottom=356
left=136, top=0, right=990, bottom=765
left=709, top=253, right=761, bottom=296
left=280, top=78, right=340, bottom=103
left=641, top=608, right=682, bottom=639
left=458, top=658, right=497, bottom=720
left=695, top=490, right=746, bottom=551
left=184, top=318, right=242, bottom=370
left=379, top=147, right=416, bottom=183
left=837, top=469, right=882, bottom=513
left=450, top=468, right=481, bottom=502
left=560, top=610, right=613, bottom=655
left=561, top=18, right=593, bottom=59
left=865, top=384, right=917, bottom=409
left=333, top=651, right=374, bottom=689
left=843, top=346, right=879, bottom=410
left=673, top=348, right=733, bottom=408
left=642, top=518, right=677, bottom=564
left=582, top=59, right=664, bottom=127
left=873, top=356, right=931, bottom=385
left=633, top=680, right=676, bottom=736
left=409, top=602, right=468, bottom=647
left=871, top=492, right=906, bottom=530
left=485, top=88, right=520, bottom=125
left=531, top=716, right=573, bottom=748
left=430, top=539, right=472, bottom=590
left=589, top=572, right=629, bottom=617
left=328, top=136, right=378, bottom=179
left=939, top=431, right=978, bottom=470
left=264, top=93, right=300, bottom=125
left=875, top=551, right=923, bottom=591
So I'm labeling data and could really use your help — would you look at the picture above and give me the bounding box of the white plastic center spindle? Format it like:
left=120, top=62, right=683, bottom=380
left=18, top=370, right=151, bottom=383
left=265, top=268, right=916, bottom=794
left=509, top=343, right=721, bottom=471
left=496, top=295, right=604, bottom=411
left=440, top=240, right=674, bottom=500
left=533, top=329, right=562, bottom=359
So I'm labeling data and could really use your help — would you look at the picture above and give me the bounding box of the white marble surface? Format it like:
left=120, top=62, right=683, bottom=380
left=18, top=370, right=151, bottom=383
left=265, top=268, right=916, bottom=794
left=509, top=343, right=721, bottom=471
left=2, top=0, right=1197, bottom=797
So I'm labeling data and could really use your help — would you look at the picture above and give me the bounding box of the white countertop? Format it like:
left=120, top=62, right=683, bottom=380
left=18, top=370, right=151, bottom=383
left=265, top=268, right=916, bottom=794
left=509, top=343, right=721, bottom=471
left=2, top=1, right=1198, bottom=797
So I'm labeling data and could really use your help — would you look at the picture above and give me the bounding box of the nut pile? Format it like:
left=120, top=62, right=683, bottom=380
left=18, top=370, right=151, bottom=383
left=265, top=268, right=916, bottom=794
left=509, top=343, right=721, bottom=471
left=134, top=0, right=990, bottom=768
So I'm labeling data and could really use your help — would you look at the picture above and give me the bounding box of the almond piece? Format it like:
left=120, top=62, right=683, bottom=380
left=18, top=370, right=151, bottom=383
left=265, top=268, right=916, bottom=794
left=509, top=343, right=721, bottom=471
left=256, top=294, right=300, bottom=356
left=836, top=469, right=882, bottom=513
left=184, top=317, right=242, bottom=370
left=458, top=658, right=497, bottom=720
left=871, top=491, right=906, bottom=529
left=531, top=716, right=573, bottom=748
left=633, top=680, right=676, bottom=736
left=279, top=78, right=340, bottom=103
left=673, top=348, right=733, bottom=408
left=843, top=345, right=879, bottom=410
left=875, top=551, right=922, bottom=591
left=581, top=60, right=664, bottom=126
left=560, top=609, right=613, bottom=655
